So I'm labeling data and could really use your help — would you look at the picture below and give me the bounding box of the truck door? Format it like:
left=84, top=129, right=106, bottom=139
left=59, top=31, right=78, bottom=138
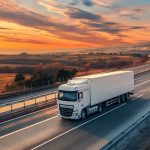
left=81, top=90, right=90, bottom=107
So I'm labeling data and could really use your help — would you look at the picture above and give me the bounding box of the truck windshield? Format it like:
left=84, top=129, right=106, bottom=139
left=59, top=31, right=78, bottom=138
left=58, top=90, right=78, bottom=102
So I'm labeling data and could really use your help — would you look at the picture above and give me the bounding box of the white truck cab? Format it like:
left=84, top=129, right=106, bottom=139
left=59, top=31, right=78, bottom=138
left=57, top=79, right=90, bottom=119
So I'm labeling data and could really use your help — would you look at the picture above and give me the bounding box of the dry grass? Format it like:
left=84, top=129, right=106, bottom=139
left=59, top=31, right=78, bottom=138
left=0, top=73, right=16, bottom=92
left=0, top=74, right=31, bottom=93
left=0, top=53, right=148, bottom=93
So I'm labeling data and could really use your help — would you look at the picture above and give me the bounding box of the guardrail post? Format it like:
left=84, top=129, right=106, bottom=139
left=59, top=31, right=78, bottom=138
left=11, top=104, right=13, bottom=111
left=45, top=96, right=48, bottom=102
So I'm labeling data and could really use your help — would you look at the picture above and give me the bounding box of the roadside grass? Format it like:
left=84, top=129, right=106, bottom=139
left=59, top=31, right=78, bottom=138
left=0, top=74, right=31, bottom=93
left=0, top=53, right=148, bottom=93
left=0, top=73, right=16, bottom=93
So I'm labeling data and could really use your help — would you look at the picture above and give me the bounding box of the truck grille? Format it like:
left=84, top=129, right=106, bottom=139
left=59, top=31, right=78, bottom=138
left=59, top=105, right=73, bottom=117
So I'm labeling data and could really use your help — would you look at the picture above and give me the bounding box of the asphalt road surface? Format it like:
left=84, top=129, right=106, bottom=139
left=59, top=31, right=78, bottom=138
left=1, top=64, right=149, bottom=106
left=0, top=75, right=150, bottom=150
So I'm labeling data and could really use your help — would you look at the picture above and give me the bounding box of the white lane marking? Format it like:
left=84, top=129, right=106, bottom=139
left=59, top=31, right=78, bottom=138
left=0, top=78, right=148, bottom=126
left=0, top=94, right=144, bottom=141
left=31, top=94, right=145, bottom=150
left=131, top=94, right=144, bottom=101
left=135, top=74, right=150, bottom=81
left=31, top=104, right=127, bottom=150
left=135, top=80, right=150, bottom=87
left=0, top=116, right=57, bottom=139
left=0, top=106, right=57, bottom=125
left=0, top=79, right=147, bottom=125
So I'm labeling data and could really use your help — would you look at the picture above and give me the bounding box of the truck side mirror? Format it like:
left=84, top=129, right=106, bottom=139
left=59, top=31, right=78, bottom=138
left=78, top=92, right=83, bottom=100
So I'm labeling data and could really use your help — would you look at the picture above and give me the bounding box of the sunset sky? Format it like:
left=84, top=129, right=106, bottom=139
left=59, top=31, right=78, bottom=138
left=0, top=0, right=150, bottom=53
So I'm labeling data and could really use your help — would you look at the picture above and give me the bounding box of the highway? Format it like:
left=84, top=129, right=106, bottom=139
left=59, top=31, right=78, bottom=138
left=1, top=63, right=149, bottom=106
left=0, top=74, right=149, bottom=150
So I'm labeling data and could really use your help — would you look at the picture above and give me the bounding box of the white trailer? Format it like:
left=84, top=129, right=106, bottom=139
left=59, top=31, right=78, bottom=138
left=57, top=71, right=134, bottom=119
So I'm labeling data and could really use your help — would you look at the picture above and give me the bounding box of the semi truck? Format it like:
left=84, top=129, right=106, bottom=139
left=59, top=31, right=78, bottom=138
left=57, top=71, right=134, bottom=119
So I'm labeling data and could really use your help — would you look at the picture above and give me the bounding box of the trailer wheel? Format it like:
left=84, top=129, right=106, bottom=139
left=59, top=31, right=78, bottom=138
left=121, top=95, right=125, bottom=102
left=81, top=110, right=86, bottom=119
left=117, top=97, right=121, bottom=104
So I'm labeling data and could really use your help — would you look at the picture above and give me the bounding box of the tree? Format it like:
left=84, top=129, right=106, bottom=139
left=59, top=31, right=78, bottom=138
left=14, top=73, right=25, bottom=83
left=56, top=69, right=77, bottom=82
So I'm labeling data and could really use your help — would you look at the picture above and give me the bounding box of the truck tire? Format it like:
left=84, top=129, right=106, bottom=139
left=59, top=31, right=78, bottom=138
left=117, top=97, right=121, bottom=104
left=98, top=105, right=102, bottom=112
left=124, top=94, right=127, bottom=100
left=122, top=95, right=125, bottom=102
left=81, top=110, right=86, bottom=119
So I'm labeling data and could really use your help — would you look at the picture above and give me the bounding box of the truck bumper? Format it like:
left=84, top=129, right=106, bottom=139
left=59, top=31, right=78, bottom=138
left=57, top=112, right=81, bottom=120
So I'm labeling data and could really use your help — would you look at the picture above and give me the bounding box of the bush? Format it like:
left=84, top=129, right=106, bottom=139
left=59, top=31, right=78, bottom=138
left=14, top=73, right=25, bottom=83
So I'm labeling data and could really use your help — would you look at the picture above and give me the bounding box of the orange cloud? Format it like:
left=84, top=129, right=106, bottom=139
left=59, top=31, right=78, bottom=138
left=0, top=0, right=150, bottom=53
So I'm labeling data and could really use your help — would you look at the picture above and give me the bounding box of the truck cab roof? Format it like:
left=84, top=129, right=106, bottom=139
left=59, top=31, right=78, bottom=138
left=59, top=78, right=88, bottom=91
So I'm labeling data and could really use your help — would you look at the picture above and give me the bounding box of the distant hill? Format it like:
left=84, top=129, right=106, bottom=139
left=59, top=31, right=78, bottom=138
left=81, top=42, right=150, bottom=55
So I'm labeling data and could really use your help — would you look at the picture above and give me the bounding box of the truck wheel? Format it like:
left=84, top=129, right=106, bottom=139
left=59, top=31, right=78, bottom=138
left=98, top=105, right=102, bottom=112
left=81, top=110, right=86, bottom=119
left=122, top=95, right=125, bottom=102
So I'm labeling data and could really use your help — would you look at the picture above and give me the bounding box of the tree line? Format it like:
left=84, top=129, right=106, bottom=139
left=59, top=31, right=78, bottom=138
left=5, top=68, right=77, bottom=92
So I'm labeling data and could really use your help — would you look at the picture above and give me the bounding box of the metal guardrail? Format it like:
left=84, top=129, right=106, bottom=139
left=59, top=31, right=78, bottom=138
left=100, top=64, right=150, bottom=150
left=123, top=63, right=150, bottom=74
left=0, top=64, right=150, bottom=118
left=101, top=111, right=150, bottom=150
left=0, top=91, right=57, bottom=117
